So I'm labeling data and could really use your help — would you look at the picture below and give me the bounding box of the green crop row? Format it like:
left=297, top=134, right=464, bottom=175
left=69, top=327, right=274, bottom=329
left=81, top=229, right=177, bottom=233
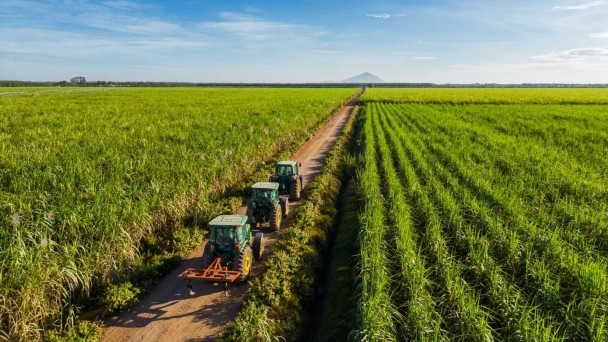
left=352, top=98, right=608, bottom=341
left=359, top=88, right=608, bottom=104
left=0, top=88, right=358, bottom=340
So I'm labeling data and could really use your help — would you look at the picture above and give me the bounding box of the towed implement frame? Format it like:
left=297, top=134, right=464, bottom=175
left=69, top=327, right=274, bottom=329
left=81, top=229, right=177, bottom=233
left=178, top=258, right=241, bottom=295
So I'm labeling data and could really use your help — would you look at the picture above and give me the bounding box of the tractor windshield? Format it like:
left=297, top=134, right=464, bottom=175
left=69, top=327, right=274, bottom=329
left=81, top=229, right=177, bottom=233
left=276, top=165, right=293, bottom=176
left=213, top=227, right=235, bottom=245
left=253, top=189, right=273, bottom=202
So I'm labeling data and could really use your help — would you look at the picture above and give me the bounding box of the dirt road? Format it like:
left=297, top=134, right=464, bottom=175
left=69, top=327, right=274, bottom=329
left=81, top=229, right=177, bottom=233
left=102, top=91, right=362, bottom=342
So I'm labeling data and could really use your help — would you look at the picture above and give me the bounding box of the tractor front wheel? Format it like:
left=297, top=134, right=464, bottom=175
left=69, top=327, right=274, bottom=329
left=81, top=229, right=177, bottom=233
left=269, top=206, right=282, bottom=231
left=280, top=198, right=289, bottom=218
left=233, top=246, right=253, bottom=283
left=289, top=180, right=301, bottom=201
left=253, top=233, right=264, bottom=260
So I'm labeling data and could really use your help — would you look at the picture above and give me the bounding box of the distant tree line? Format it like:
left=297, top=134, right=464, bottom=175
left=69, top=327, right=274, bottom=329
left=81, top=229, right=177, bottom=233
left=1, top=80, right=607, bottom=88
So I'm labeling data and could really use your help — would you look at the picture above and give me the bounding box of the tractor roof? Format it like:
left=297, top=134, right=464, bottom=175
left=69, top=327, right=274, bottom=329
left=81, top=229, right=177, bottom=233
left=208, top=215, right=248, bottom=227
left=252, top=182, right=280, bottom=190
left=276, top=160, right=297, bottom=166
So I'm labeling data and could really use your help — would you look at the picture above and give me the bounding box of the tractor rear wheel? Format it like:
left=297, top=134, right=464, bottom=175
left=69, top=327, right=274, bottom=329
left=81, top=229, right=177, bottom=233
left=280, top=198, right=289, bottom=218
left=289, top=180, right=301, bottom=201
left=246, top=207, right=256, bottom=228
left=269, top=206, right=282, bottom=231
left=233, top=246, right=252, bottom=283
left=201, top=253, right=214, bottom=270
left=253, top=233, right=264, bottom=260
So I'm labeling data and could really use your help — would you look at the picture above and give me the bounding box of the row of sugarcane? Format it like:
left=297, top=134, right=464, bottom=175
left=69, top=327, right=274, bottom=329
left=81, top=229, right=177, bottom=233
left=355, top=101, right=608, bottom=341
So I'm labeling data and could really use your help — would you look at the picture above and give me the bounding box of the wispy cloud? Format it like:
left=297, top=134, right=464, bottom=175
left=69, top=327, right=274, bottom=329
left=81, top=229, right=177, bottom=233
left=552, top=1, right=605, bottom=10
left=412, top=56, right=439, bottom=60
left=199, top=12, right=322, bottom=41
left=591, top=32, right=608, bottom=38
left=531, top=47, right=608, bottom=61
left=366, top=13, right=406, bottom=19
left=418, top=40, right=517, bottom=46
left=0, top=0, right=183, bottom=35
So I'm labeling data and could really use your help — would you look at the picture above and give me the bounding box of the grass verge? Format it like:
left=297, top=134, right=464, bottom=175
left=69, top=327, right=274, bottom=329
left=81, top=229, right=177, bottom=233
left=309, top=180, right=361, bottom=342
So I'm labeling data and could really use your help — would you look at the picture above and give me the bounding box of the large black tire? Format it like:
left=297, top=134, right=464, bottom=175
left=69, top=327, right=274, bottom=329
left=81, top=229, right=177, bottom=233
left=289, top=180, right=301, bottom=201
left=253, top=233, right=264, bottom=260
left=246, top=207, right=256, bottom=228
left=201, top=253, right=214, bottom=269
left=280, top=198, right=289, bottom=218
left=233, top=246, right=253, bottom=283
left=269, top=205, right=282, bottom=231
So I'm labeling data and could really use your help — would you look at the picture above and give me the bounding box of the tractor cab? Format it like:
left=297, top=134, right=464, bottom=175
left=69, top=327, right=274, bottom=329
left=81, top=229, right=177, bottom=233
left=273, top=161, right=300, bottom=180
left=206, top=215, right=250, bottom=258
left=269, top=161, right=304, bottom=201
left=247, top=182, right=288, bottom=231
left=277, top=164, right=294, bottom=176
left=251, top=186, right=277, bottom=204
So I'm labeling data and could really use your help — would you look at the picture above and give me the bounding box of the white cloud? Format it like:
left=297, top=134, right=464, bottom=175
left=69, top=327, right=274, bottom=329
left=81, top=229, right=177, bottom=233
left=199, top=12, right=321, bottom=41
left=366, top=14, right=405, bottom=19
left=531, top=47, right=608, bottom=61
left=366, top=14, right=390, bottom=18
left=553, top=1, right=605, bottom=10
left=412, top=56, right=438, bottom=60
left=591, top=32, right=608, bottom=38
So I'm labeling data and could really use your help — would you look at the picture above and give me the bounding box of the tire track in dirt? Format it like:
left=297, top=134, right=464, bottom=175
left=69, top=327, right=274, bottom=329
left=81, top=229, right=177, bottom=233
left=102, top=90, right=362, bottom=342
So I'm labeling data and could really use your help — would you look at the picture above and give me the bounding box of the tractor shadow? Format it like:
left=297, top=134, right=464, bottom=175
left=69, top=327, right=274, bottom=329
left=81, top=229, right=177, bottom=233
left=105, top=251, right=248, bottom=331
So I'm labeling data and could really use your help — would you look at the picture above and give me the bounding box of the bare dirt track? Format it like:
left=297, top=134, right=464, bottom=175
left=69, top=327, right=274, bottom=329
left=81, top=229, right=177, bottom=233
left=101, top=91, right=362, bottom=342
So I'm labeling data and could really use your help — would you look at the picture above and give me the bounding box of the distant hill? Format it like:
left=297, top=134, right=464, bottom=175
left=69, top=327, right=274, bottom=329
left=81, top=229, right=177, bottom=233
left=341, top=72, right=385, bottom=83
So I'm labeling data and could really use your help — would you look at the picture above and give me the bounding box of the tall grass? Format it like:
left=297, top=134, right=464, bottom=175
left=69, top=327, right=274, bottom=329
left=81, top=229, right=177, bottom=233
left=0, top=88, right=358, bottom=340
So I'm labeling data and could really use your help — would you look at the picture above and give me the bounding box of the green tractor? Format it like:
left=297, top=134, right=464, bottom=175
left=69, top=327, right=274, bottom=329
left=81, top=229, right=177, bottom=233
left=200, top=215, right=265, bottom=283
left=246, top=182, right=289, bottom=231
left=269, top=161, right=304, bottom=201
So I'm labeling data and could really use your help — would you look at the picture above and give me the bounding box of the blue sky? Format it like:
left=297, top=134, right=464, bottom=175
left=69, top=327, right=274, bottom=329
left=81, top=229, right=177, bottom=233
left=1, top=0, right=607, bottom=83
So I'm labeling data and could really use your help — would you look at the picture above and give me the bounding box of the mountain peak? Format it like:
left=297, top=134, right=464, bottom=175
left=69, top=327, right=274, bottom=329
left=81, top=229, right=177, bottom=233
left=341, top=72, right=385, bottom=83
